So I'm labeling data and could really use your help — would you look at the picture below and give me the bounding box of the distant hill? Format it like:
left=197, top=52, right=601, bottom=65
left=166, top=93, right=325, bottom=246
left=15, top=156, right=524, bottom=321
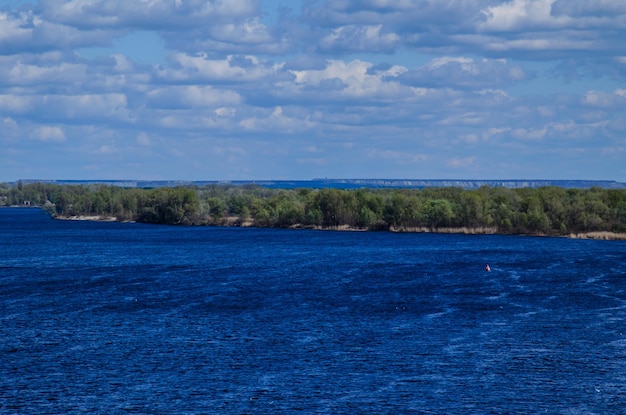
left=15, top=178, right=626, bottom=189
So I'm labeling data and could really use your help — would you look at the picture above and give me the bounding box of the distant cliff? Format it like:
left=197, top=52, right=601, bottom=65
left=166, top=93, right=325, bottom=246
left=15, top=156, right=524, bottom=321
left=13, top=178, right=626, bottom=189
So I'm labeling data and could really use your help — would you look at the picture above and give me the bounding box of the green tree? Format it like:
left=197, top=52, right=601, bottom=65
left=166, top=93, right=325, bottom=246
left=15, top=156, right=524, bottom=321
left=424, top=199, right=455, bottom=228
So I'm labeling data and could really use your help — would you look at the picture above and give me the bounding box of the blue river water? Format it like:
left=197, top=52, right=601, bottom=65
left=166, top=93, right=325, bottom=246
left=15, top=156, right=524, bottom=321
left=1, top=207, right=626, bottom=414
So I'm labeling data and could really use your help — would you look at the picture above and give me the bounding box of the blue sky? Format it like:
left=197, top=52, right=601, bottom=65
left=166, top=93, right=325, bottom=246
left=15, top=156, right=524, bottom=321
left=1, top=0, right=625, bottom=182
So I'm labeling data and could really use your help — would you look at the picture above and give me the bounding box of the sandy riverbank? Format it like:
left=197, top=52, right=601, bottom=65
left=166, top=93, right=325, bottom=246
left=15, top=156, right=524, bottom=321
left=56, top=215, right=119, bottom=222
left=390, top=226, right=498, bottom=234
left=568, top=231, right=626, bottom=240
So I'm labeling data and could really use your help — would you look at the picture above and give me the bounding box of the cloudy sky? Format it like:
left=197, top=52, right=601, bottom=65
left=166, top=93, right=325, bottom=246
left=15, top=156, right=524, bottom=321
left=1, top=0, right=625, bottom=182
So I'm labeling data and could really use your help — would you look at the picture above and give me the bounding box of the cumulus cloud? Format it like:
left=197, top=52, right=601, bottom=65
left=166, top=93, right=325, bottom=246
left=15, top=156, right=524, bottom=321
left=0, top=11, right=32, bottom=47
left=398, top=57, right=529, bottom=89
left=96, top=144, right=116, bottom=155
left=146, top=86, right=242, bottom=109
left=582, top=89, right=626, bottom=107
left=239, top=106, right=316, bottom=134
left=1, top=117, right=20, bottom=140
left=510, top=127, right=548, bottom=141
left=32, top=125, right=66, bottom=142
left=0, top=94, right=31, bottom=113
left=480, top=0, right=561, bottom=32
left=35, top=94, right=131, bottom=122
left=551, top=0, right=626, bottom=18
left=0, top=9, right=116, bottom=54
left=41, top=0, right=259, bottom=29
left=319, top=24, right=400, bottom=53
left=2, top=60, right=87, bottom=86
left=288, top=60, right=409, bottom=101
left=157, top=53, right=280, bottom=82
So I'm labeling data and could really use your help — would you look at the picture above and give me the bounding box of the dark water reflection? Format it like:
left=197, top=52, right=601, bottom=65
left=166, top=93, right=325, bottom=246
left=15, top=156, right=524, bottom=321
left=1, top=208, right=626, bottom=414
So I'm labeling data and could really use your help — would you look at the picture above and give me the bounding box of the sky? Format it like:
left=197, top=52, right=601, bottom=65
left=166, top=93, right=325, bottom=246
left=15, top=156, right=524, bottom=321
left=1, top=0, right=625, bottom=182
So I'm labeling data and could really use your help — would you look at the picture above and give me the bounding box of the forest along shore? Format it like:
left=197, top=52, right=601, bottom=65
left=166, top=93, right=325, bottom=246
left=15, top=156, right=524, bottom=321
left=3, top=182, right=626, bottom=239
left=50, top=213, right=626, bottom=240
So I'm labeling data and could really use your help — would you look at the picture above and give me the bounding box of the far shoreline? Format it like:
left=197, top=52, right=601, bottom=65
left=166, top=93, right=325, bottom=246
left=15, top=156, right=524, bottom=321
left=51, top=212, right=626, bottom=241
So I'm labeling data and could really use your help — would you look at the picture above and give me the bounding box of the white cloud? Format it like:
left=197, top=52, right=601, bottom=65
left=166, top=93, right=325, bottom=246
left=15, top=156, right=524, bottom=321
left=0, top=9, right=116, bottom=53
left=551, top=0, right=626, bottom=18
left=289, top=60, right=408, bottom=99
left=137, top=132, right=151, bottom=146
left=0, top=93, right=131, bottom=124
left=402, top=57, right=528, bottom=89
left=209, top=17, right=273, bottom=44
left=1, top=117, right=20, bottom=141
left=42, top=0, right=259, bottom=28
left=32, top=125, right=66, bottom=142
left=146, top=86, right=242, bottom=109
left=429, top=57, right=479, bottom=74
left=480, top=0, right=563, bottom=32
left=5, top=61, right=87, bottom=85
left=319, top=24, right=400, bottom=52
left=359, top=0, right=418, bottom=10
left=111, top=54, right=134, bottom=72
left=97, top=144, right=116, bottom=155
left=215, top=107, right=236, bottom=117
left=0, top=11, right=32, bottom=45
left=510, top=127, right=548, bottom=141
left=583, top=90, right=626, bottom=107
left=2, top=117, right=18, bottom=128
left=0, top=94, right=31, bottom=113
left=158, top=53, right=279, bottom=82
left=239, top=106, right=316, bottom=133
left=447, top=156, right=476, bottom=168
left=49, top=94, right=131, bottom=121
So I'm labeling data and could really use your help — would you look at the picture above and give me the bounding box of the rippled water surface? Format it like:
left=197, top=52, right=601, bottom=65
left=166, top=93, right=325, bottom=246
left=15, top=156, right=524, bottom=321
left=1, top=208, right=626, bottom=414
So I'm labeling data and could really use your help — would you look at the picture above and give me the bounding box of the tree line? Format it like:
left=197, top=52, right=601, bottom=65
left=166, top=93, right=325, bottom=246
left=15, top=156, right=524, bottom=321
left=2, top=181, right=626, bottom=235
